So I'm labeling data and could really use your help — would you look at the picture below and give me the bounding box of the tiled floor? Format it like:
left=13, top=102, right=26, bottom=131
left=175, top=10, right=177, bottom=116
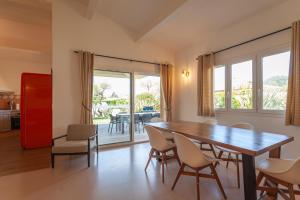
left=0, top=142, right=297, bottom=200
left=97, top=123, right=148, bottom=145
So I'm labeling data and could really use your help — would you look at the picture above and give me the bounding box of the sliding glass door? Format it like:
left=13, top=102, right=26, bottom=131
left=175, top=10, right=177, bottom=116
left=93, top=70, right=132, bottom=145
left=93, top=70, right=161, bottom=145
left=134, top=74, right=161, bottom=142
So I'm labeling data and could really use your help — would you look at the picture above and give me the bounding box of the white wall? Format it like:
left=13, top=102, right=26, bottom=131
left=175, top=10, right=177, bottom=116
left=52, top=0, right=174, bottom=137
left=0, top=16, right=51, bottom=94
left=0, top=47, right=51, bottom=94
left=174, top=0, right=300, bottom=159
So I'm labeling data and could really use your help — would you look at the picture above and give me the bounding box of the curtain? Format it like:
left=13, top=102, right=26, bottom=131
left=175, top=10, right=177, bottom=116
left=79, top=51, right=94, bottom=124
left=286, top=21, right=300, bottom=126
left=160, top=64, right=173, bottom=121
left=197, top=53, right=215, bottom=117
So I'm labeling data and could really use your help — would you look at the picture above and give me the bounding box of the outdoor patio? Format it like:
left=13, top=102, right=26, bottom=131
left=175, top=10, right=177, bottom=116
left=96, top=123, right=149, bottom=145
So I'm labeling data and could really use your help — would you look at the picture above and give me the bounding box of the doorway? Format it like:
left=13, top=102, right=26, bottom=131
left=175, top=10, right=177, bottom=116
left=93, top=70, right=161, bottom=145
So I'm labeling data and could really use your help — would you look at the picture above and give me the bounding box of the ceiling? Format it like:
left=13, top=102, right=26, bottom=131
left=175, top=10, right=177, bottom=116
left=80, top=0, right=286, bottom=52
left=0, top=0, right=52, bottom=53
left=0, top=0, right=51, bottom=25
left=143, top=0, right=287, bottom=52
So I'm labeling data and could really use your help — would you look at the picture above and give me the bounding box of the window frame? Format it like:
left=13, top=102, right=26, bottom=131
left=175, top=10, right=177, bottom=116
left=214, top=44, right=290, bottom=116
left=227, top=56, right=257, bottom=112
left=213, top=65, right=227, bottom=111
left=257, top=45, right=290, bottom=114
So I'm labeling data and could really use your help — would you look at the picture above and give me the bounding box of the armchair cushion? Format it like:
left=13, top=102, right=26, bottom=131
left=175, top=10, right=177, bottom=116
left=67, top=124, right=96, bottom=141
left=52, top=138, right=88, bottom=154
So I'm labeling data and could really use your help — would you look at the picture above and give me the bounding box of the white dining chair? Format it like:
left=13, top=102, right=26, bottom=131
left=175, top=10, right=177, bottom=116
left=150, top=117, right=174, bottom=141
left=215, top=122, right=254, bottom=188
left=144, top=126, right=181, bottom=183
left=172, top=133, right=227, bottom=200
left=256, top=157, right=300, bottom=200
left=195, top=118, right=218, bottom=158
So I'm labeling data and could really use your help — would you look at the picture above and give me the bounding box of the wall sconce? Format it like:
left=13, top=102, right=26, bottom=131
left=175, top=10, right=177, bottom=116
left=182, top=69, right=190, bottom=78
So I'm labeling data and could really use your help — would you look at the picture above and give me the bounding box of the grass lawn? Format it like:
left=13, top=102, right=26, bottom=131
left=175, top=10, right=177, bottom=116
left=93, top=118, right=110, bottom=124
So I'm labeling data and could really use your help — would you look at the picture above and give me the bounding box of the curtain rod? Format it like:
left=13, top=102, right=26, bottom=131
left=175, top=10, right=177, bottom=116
left=73, top=51, right=162, bottom=66
left=197, top=26, right=292, bottom=59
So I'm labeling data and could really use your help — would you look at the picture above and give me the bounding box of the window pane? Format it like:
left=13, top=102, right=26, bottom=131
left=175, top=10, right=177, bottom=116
left=214, top=66, right=225, bottom=109
left=262, top=51, right=290, bottom=110
left=231, top=60, right=253, bottom=109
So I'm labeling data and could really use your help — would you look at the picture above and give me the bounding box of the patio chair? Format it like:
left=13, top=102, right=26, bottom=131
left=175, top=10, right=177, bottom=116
left=108, top=114, right=120, bottom=134
left=134, top=114, right=142, bottom=133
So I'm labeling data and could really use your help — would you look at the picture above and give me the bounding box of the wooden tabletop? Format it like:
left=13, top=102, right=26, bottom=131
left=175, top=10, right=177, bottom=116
left=147, top=121, right=294, bottom=156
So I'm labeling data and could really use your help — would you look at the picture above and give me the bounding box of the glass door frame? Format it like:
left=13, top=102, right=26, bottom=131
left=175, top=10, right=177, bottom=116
left=93, top=69, right=134, bottom=145
left=93, top=69, right=161, bottom=145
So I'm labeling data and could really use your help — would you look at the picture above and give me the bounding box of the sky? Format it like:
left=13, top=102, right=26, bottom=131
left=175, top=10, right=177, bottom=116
left=93, top=74, right=160, bottom=98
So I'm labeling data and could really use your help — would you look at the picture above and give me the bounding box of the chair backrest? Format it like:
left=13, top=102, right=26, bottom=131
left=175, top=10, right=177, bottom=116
left=174, top=133, right=209, bottom=167
left=67, top=124, right=96, bottom=141
left=285, top=157, right=300, bottom=184
left=150, top=117, right=164, bottom=122
left=203, top=118, right=218, bottom=125
left=144, top=126, right=169, bottom=151
left=231, top=122, right=254, bottom=130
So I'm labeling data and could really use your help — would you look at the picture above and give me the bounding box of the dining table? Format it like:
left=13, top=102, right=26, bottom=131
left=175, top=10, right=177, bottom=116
left=147, top=121, right=294, bottom=200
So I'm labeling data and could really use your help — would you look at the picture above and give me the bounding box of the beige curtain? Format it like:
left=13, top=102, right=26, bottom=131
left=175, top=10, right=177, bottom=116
left=160, top=64, right=173, bottom=121
left=197, top=53, right=215, bottom=117
left=79, top=51, right=94, bottom=124
left=286, top=21, right=300, bottom=126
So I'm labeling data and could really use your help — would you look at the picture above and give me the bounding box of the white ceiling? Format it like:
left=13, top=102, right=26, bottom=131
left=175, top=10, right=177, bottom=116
left=143, top=0, right=287, bottom=52
left=0, top=0, right=52, bottom=53
left=81, top=0, right=286, bottom=52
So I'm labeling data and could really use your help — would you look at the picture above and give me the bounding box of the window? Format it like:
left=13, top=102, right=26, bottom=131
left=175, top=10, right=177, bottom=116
left=214, top=66, right=226, bottom=109
left=261, top=51, right=290, bottom=111
left=213, top=46, right=291, bottom=114
left=231, top=60, right=253, bottom=110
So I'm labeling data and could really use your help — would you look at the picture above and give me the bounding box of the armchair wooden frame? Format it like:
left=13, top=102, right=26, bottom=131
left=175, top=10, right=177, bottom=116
left=51, top=126, right=99, bottom=168
left=256, top=172, right=300, bottom=200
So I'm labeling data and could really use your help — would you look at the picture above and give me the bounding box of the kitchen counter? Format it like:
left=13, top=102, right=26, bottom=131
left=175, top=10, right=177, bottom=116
left=0, top=110, right=20, bottom=132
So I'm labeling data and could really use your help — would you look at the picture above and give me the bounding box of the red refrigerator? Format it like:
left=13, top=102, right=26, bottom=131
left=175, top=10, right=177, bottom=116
left=20, top=73, right=52, bottom=149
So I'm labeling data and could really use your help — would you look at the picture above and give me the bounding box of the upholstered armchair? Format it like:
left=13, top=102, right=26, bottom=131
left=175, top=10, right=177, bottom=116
left=51, top=124, right=98, bottom=168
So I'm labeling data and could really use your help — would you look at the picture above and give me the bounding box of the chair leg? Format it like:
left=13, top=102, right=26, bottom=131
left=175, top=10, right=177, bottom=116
left=172, top=163, right=185, bottom=190
left=226, top=153, right=231, bottom=168
left=196, top=170, right=200, bottom=200
left=256, top=172, right=264, bottom=186
left=108, top=123, right=111, bottom=133
left=173, top=148, right=181, bottom=166
left=51, top=154, right=55, bottom=168
left=96, top=136, right=99, bottom=155
left=235, top=154, right=240, bottom=188
left=210, top=164, right=227, bottom=199
left=214, top=150, right=224, bottom=168
left=260, top=179, right=267, bottom=197
left=288, top=184, right=295, bottom=200
left=145, top=149, right=154, bottom=171
left=209, top=144, right=217, bottom=158
left=161, top=153, right=166, bottom=183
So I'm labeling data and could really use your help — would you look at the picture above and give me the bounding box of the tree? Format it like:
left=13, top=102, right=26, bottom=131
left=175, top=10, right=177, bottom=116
left=264, top=75, right=288, bottom=87
left=93, top=83, right=111, bottom=117
left=93, top=83, right=110, bottom=103
left=135, top=92, right=160, bottom=112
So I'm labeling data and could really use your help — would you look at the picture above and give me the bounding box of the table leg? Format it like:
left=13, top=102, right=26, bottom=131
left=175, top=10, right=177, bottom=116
left=242, top=154, right=257, bottom=200
left=267, top=146, right=281, bottom=199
